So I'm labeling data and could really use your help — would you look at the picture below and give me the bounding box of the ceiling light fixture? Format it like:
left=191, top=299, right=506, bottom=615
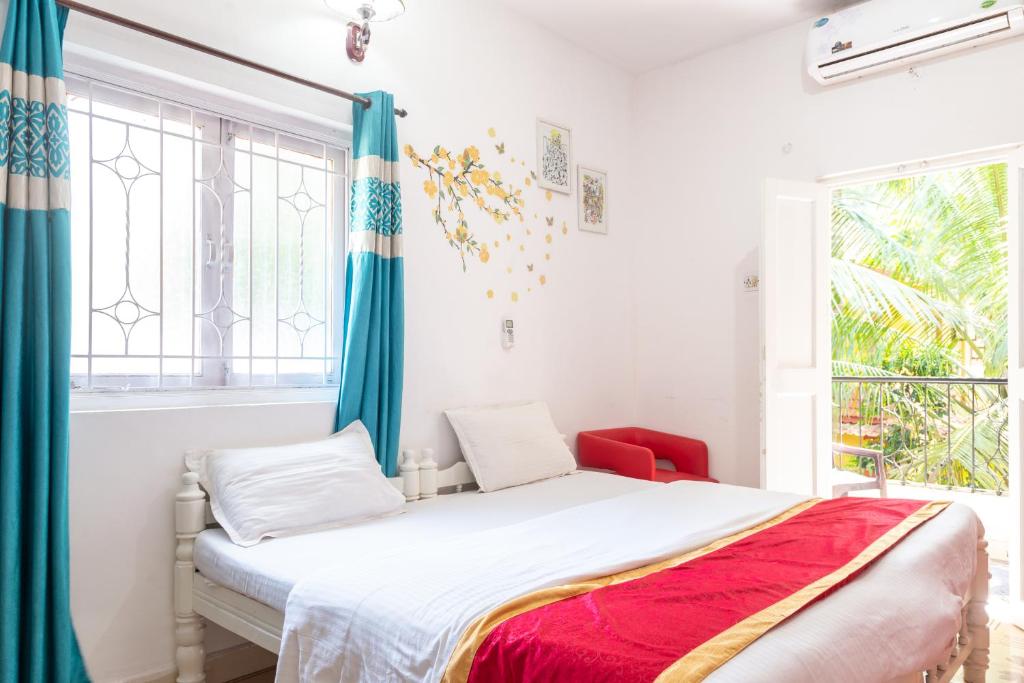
left=325, top=0, right=406, bottom=64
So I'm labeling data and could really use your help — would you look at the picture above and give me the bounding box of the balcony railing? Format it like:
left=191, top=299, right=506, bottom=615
left=832, top=376, right=1009, bottom=495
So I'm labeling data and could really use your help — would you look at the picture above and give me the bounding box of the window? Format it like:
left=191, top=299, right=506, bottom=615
left=67, top=76, right=347, bottom=390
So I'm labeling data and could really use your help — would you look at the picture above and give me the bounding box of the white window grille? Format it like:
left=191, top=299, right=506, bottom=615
left=66, top=75, right=347, bottom=390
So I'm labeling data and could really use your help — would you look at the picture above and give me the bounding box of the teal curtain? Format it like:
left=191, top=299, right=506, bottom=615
left=335, top=92, right=404, bottom=476
left=0, top=1, right=88, bottom=681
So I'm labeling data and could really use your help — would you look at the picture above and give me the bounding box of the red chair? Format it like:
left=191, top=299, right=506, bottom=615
left=577, top=427, right=718, bottom=484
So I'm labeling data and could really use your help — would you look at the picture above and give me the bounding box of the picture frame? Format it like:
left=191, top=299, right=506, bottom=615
left=577, top=164, right=608, bottom=234
left=536, top=118, right=572, bottom=194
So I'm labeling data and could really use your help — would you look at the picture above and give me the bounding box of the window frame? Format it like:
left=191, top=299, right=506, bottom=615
left=64, top=63, right=351, bottom=401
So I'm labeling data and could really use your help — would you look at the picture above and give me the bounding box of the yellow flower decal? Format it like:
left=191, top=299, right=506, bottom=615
left=404, top=134, right=560, bottom=279
left=486, top=289, right=494, bottom=299
left=539, top=275, right=546, bottom=285
left=511, top=291, right=519, bottom=302
left=470, top=168, right=489, bottom=186
left=405, top=140, right=531, bottom=271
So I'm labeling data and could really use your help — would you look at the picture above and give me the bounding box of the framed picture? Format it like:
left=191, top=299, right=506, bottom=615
left=577, top=165, right=608, bottom=234
left=536, top=118, right=571, bottom=194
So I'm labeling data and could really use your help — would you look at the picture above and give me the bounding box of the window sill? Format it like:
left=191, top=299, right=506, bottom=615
left=70, top=386, right=338, bottom=413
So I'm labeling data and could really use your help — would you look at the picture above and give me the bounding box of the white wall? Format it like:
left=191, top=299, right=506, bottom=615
left=59, top=1, right=638, bottom=679
left=631, top=24, right=1024, bottom=487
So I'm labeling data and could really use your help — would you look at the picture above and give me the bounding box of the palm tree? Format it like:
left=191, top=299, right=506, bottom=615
left=831, top=163, right=1008, bottom=492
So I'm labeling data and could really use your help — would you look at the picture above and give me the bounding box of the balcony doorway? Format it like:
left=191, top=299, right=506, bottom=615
left=831, top=160, right=1012, bottom=606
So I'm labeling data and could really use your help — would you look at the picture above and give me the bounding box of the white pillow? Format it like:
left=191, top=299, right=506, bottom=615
left=444, top=401, right=577, bottom=492
left=185, top=420, right=405, bottom=547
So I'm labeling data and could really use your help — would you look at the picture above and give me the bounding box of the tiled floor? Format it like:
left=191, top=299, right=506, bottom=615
left=952, top=618, right=1024, bottom=682
left=228, top=668, right=274, bottom=683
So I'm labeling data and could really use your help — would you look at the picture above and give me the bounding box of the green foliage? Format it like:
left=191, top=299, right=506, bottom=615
left=832, top=163, right=1009, bottom=492
left=880, top=346, right=955, bottom=378
left=833, top=163, right=1007, bottom=378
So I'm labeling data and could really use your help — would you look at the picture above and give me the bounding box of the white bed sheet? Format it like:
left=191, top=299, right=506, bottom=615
left=274, top=481, right=980, bottom=683
left=193, top=471, right=655, bottom=611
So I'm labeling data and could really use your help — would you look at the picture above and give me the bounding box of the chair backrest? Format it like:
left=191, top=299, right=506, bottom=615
left=832, top=443, right=883, bottom=466
left=831, top=442, right=887, bottom=497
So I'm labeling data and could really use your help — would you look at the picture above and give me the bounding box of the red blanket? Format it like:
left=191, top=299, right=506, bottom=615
left=444, top=497, right=949, bottom=683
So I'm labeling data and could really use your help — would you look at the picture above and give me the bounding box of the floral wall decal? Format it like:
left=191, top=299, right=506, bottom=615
left=405, top=142, right=525, bottom=271
left=404, top=126, right=573, bottom=302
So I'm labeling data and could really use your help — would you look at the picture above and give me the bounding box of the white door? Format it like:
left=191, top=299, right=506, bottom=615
left=1007, top=151, right=1024, bottom=603
left=760, top=179, right=831, bottom=497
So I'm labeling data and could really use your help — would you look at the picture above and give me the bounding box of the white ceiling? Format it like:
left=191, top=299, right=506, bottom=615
left=495, top=0, right=862, bottom=74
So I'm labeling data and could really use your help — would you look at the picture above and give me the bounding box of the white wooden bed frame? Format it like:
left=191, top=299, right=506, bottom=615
left=172, top=458, right=992, bottom=683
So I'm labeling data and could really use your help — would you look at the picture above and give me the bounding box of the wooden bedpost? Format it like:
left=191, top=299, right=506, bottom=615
left=400, top=449, right=421, bottom=501
left=419, top=449, right=439, bottom=499
left=175, top=472, right=207, bottom=683
left=964, top=537, right=990, bottom=682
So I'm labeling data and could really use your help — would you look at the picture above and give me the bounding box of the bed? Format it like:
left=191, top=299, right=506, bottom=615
left=173, top=463, right=990, bottom=683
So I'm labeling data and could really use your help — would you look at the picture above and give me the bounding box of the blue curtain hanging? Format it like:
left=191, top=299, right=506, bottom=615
left=0, top=1, right=88, bottom=681
left=335, top=91, right=404, bottom=476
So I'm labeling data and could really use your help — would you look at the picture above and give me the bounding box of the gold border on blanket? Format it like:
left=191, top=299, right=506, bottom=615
left=442, top=498, right=824, bottom=683
left=654, top=499, right=952, bottom=682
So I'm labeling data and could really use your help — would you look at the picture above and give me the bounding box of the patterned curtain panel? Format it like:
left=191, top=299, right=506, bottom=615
left=0, top=1, right=88, bottom=681
left=335, top=91, right=405, bottom=476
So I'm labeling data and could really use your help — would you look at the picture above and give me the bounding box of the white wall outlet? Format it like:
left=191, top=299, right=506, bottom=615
left=502, top=319, right=515, bottom=349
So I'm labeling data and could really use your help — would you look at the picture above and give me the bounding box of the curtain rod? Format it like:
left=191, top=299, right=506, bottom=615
left=56, top=0, right=408, bottom=118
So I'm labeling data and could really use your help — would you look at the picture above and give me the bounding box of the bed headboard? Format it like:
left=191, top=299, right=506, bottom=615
left=389, top=451, right=477, bottom=501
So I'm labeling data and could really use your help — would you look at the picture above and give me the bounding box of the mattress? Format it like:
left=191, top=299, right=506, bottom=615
left=194, top=470, right=656, bottom=611
left=197, top=472, right=982, bottom=681
left=271, top=479, right=981, bottom=683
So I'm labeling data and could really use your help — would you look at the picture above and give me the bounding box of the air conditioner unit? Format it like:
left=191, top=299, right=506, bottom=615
left=807, top=0, right=1024, bottom=85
